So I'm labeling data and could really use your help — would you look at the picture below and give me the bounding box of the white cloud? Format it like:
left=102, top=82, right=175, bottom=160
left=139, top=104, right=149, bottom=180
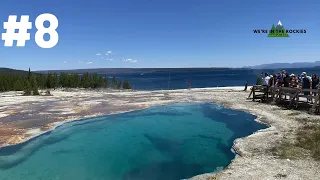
left=123, top=58, right=138, bottom=63
left=101, top=57, right=103, bottom=59
left=77, top=60, right=84, bottom=64
left=86, top=62, right=93, bottom=64
left=96, top=53, right=101, bottom=56
left=106, top=50, right=112, bottom=55
left=63, top=61, right=67, bottom=64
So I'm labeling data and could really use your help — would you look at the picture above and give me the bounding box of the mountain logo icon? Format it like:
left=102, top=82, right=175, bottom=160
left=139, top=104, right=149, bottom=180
left=268, top=20, right=289, bottom=37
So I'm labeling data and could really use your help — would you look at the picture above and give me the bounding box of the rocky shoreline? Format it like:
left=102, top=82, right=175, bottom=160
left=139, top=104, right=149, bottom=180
left=1, top=87, right=319, bottom=179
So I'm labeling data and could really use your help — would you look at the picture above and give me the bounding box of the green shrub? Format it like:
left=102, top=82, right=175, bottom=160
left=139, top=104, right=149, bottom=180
left=256, top=77, right=263, bottom=85
left=123, top=80, right=131, bottom=89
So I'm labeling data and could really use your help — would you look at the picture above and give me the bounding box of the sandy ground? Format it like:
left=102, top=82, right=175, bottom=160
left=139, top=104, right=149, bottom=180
left=0, top=86, right=320, bottom=180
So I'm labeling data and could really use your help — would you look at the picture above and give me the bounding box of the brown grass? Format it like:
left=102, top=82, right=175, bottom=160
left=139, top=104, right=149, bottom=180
left=296, top=125, right=320, bottom=160
left=268, top=124, right=320, bottom=161
left=267, top=141, right=306, bottom=160
left=206, top=176, right=218, bottom=180
left=295, top=117, right=316, bottom=124
left=287, top=111, right=300, bottom=116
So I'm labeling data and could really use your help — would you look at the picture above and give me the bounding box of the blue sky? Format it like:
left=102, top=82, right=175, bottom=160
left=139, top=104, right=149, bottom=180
left=0, top=0, right=319, bottom=71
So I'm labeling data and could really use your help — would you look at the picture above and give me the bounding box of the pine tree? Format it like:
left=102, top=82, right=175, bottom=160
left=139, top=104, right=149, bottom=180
left=23, top=79, right=32, bottom=96
left=91, top=73, right=99, bottom=88
left=53, top=73, right=59, bottom=89
left=13, top=76, right=24, bottom=91
left=32, top=86, right=40, bottom=95
left=46, top=73, right=53, bottom=89
left=30, top=74, right=39, bottom=95
left=59, top=73, right=68, bottom=87
left=111, top=76, right=117, bottom=89
left=256, top=76, right=263, bottom=85
left=117, top=80, right=122, bottom=89
left=28, top=67, right=31, bottom=80
left=123, top=80, right=131, bottom=89
left=72, top=73, right=80, bottom=88
left=104, top=77, right=109, bottom=88
left=81, top=72, right=90, bottom=88
left=37, top=74, right=47, bottom=89
left=0, top=70, right=131, bottom=92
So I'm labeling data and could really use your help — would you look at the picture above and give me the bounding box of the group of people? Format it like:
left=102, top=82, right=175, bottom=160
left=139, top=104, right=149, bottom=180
left=261, top=70, right=320, bottom=95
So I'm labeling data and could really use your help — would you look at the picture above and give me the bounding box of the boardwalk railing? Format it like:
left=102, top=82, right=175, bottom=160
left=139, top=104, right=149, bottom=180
left=248, top=85, right=320, bottom=114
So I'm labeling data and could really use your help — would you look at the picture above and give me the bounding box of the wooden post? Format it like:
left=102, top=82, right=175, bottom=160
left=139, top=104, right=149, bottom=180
left=289, top=89, right=300, bottom=108
left=252, top=86, right=256, bottom=101
left=248, top=87, right=253, bottom=99
left=310, top=89, right=320, bottom=114
left=264, top=86, right=269, bottom=102
left=272, top=87, right=281, bottom=104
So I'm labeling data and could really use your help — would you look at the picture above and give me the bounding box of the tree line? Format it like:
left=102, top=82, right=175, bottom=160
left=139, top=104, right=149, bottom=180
left=0, top=69, right=131, bottom=95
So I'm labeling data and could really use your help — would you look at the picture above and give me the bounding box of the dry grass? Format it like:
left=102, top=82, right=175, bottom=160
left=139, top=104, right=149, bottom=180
left=268, top=124, right=320, bottom=161
left=206, top=176, right=218, bottom=180
left=267, top=141, right=306, bottom=160
left=274, top=173, right=287, bottom=178
left=296, top=125, right=320, bottom=161
left=294, top=117, right=316, bottom=124
left=287, top=111, right=300, bottom=116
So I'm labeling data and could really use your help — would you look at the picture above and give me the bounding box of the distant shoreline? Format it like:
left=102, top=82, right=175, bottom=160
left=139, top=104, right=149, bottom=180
left=35, top=67, right=233, bottom=74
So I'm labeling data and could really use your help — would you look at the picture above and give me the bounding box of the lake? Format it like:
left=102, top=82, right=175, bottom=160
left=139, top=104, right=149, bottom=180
left=107, top=67, right=320, bottom=90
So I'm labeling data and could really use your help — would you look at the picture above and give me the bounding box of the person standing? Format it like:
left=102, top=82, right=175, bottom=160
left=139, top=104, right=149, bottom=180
left=283, top=72, right=291, bottom=87
left=301, top=72, right=313, bottom=99
left=290, top=74, right=299, bottom=88
left=268, top=75, right=275, bottom=87
left=244, top=81, right=248, bottom=91
left=272, top=74, right=277, bottom=87
left=276, top=70, right=286, bottom=87
left=262, top=73, right=270, bottom=86
left=311, top=74, right=319, bottom=95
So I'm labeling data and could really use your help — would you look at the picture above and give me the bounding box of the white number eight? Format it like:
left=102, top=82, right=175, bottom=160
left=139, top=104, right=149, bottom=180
left=35, top=13, right=59, bottom=48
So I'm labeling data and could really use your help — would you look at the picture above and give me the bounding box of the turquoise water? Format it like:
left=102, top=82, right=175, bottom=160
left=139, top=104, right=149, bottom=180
left=0, top=103, right=266, bottom=180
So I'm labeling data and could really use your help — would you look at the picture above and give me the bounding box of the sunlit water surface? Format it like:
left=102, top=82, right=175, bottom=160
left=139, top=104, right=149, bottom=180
left=0, top=103, right=266, bottom=180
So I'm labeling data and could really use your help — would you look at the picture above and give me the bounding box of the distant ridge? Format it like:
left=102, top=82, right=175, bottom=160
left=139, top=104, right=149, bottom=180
left=0, top=68, right=31, bottom=75
left=36, top=67, right=231, bottom=74
left=243, top=61, right=320, bottom=69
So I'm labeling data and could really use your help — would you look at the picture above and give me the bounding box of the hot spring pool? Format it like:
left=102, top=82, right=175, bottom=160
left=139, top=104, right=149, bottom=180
left=0, top=103, right=266, bottom=180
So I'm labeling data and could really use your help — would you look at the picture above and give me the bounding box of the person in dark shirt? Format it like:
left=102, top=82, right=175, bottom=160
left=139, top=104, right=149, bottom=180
left=311, top=74, right=319, bottom=89
left=273, top=74, right=277, bottom=86
left=276, top=72, right=283, bottom=87
left=283, top=73, right=291, bottom=87
left=311, top=74, right=319, bottom=96
left=268, top=75, right=275, bottom=87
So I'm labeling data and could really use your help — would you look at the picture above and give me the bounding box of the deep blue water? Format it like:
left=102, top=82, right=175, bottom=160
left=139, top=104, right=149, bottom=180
left=107, top=68, right=320, bottom=90
left=0, top=103, right=266, bottom=180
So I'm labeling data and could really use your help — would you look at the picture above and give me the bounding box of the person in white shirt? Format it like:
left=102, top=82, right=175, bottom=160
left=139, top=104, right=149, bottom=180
left=262, top=73, right=270, bottom=86
left=301, top=72, right=312, bottom=101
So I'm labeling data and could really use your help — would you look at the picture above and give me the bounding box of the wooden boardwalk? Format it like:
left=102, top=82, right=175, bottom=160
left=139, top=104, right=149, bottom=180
left=248, top=85, right=320, bottom=114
